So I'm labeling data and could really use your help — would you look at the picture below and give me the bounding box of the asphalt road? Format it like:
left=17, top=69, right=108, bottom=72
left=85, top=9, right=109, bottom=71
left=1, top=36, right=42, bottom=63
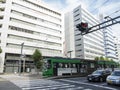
left=55, top=77, right=120, bottom=90
left=0, top=75, right=119, bottom=90
left=0, top=78, right=21, bottom=90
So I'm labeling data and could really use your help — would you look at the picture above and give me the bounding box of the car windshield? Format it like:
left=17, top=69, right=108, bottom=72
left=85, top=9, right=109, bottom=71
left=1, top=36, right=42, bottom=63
left=111, top=71, right=120, bottom=76
left=92, top=70, right=103, bottom=74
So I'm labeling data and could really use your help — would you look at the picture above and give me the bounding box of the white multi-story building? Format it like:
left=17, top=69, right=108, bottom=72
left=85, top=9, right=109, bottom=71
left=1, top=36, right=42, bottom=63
left=99, top=14, right=117, bottom=61
left=0, top=0, right=63, bottom=73
left=103, top=27, right=116, bottom=60
left=65, top=5, right=105, bottom=60
left=114, top=36, right=120, bottom=63
left=117, top=41, right=120, bottom=63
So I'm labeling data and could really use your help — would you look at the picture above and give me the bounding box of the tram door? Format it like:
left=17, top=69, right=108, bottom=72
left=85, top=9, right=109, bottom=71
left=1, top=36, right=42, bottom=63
left=53, top=63, right=58, bottom=76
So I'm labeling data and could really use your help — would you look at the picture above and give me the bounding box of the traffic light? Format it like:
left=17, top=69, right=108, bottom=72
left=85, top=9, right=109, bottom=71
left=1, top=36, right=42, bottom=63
left=76, top=22, right=88, bottom=33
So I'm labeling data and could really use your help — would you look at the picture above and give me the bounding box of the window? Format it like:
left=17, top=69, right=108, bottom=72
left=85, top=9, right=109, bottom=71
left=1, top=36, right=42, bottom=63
left=74, top=9, right=79, bottom=13
left=74, top=14, right=80, bottom=17
left=9, top=26, right=34, bottom=34
left=0, top=24, right=2, bottom=28
left=0, top=16, right=3, bottom=19
left=0, top=8, right=5, bottom=11
left=0, top=0, right=6, bottom=3
left=74, top=18, right=80, bottom=22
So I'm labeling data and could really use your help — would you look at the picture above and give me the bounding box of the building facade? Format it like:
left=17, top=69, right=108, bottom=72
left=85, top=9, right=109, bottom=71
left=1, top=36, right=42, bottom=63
left=99, top=14, right=117, bottom=61
left=65, top=5, right=105, bottom=60
left=114, top=36, right=120, bottom=63
left=103, top=27, right=116, bottom=60
left=0, top=0, right=63, bottom=73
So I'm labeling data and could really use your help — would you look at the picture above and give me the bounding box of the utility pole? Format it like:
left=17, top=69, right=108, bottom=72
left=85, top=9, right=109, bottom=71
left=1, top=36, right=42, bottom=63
left=23, top=53, right=26, bottom=75
left=76, top=16, right=120, bottom=35
left=19, top=42, right=24, bottom=76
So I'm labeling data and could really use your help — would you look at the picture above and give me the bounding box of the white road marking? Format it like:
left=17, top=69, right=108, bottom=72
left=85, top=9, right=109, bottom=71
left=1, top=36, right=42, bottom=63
left=2, top=76, right=95, bottom=90
left=84, top=89, right=93, bottom=90
left=60, top=79, right=118, bottom=90
left=22, top=85, right=75, bottom=90
left=100, top=83, right=107, bottom=86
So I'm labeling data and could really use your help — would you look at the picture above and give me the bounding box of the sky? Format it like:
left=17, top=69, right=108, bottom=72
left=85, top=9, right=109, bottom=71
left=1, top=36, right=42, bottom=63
left=42, top=0, right=120, bottom=39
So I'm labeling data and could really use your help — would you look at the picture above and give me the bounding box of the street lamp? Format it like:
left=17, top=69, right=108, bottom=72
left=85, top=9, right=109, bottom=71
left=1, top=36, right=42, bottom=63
left=19, top=42, right=24, bottom=76
left=67, top=50, right=73, bottom=58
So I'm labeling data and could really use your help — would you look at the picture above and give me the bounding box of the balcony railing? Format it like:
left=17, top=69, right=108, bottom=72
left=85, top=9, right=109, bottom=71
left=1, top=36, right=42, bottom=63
left=0, top=0, right=6, bottom=3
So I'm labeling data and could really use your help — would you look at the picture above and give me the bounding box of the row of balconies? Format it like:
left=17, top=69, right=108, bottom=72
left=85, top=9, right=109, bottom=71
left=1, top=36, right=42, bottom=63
left=10, top=13, right=62, bottom=34
left=7, top=30, right=62, bottom=46
left=8, top=23, right=62, bottom=44
left=11, top=6, right=61, bottom=26
left=12, top=0, right=61, bottom=21
left=0, top=0, right=6, bottom=3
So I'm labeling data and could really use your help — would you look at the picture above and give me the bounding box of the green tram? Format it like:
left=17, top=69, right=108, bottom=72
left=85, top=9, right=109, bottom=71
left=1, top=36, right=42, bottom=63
left=42, top=57, right=96, bottom=77
left=42, top=57, right=119, bottom=77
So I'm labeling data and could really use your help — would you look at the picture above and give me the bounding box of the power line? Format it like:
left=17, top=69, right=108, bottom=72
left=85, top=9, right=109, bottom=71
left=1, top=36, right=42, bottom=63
left=91, top=0, right=110, bottom=13
left=89, top=0, right=96, bottom=7
left=107, top=9, right=120, bottom=16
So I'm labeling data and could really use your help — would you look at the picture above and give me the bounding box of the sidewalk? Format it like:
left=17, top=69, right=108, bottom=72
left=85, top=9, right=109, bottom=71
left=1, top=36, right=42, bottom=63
left=0, top=72, right=87, bottom=81
left=0, top=73, right=44, bottom=81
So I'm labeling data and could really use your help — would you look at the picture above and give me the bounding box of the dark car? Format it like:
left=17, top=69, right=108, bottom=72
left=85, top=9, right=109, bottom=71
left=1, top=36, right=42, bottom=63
left=87, top=69, right=111, bottom=82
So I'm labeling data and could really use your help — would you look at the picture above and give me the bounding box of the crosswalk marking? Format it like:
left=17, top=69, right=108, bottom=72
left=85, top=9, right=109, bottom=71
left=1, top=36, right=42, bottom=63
left=0, top=79, right=4, bottom=81
left=5, top=78, right=94, bottom=90
left=22, top=84, right=75, bottom=90
left=59, top=79, right=117, bottom=90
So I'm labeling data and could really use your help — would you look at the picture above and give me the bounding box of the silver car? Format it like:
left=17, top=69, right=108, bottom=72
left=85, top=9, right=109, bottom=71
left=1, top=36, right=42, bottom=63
left=106, top=70, right=120, bottom=85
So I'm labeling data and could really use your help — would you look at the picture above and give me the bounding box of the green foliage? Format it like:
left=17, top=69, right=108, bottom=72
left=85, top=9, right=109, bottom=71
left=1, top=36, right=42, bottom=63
left=95, top=57, right=99, bottom=61
left=94, top=56, right=111, bottom=61
left=94, top=56, right=118, bottom=64
left=32, top=49, right=43, bottom=70
left=100, top=56, right=104, bottom=60
left=104, top=57, right=109, bottom=61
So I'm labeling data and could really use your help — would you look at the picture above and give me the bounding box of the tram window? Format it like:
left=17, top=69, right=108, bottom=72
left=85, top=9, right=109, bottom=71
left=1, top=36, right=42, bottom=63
left=62, top=63, right=65, bottom=68
left=53, top=63, right=57, bottom=68
left=47, top=60, right=51, bottom=69
left=59, top=63, right=63, bottom=68
left=65, top=64, right=68, bottom=68
left=68, top=63, right=71, bottom=68
left=90, top=63, right=95, bottom=68
left=73, top=64, right=76, bottom=68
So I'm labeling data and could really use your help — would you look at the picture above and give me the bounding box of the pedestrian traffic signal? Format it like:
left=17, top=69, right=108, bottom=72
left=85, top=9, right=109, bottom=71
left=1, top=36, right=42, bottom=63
left=76, top=22, right=88, bottom=33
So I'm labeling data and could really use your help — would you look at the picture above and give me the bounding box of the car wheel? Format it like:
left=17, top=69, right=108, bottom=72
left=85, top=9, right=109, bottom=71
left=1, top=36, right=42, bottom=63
left=107, top=83, right=110, bottom=85
left=99, top=77, right=103, bottom=82
left=88, top=80, right=91, bottom=82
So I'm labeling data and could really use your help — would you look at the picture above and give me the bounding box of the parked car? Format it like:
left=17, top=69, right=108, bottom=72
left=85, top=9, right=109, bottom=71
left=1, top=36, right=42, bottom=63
left=87, top=69, right=111, bottom=82
left=106, top=70, right=120, bottom=85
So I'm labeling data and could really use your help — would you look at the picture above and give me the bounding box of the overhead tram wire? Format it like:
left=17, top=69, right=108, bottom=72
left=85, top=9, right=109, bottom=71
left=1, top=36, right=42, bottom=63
left=91, top=0, right=110, bottom=13
left=107, top=9, right=120, bottom=16
left=89, top=0, right=97, bottom=7
left=104, top=9, right=120, bottom=24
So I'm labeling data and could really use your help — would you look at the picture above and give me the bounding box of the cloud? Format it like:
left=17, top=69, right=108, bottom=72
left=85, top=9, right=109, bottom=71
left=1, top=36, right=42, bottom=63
left=99, top=2, right=120, bottom=16
left=42, top=0, right=120, bottom=39
left=42, top=0, right=65, bottom=11
left=63, top=0, right=90, bottom=12
left=112, top=24, right=120, bottom=38
left=42, top=0, right=90, bottom=12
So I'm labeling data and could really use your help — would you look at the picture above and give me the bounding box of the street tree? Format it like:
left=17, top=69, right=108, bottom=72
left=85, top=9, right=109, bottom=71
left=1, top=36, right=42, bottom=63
left=32, top=49, right=43, bottom=74
left=95, top=56, right=99, bottom=61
